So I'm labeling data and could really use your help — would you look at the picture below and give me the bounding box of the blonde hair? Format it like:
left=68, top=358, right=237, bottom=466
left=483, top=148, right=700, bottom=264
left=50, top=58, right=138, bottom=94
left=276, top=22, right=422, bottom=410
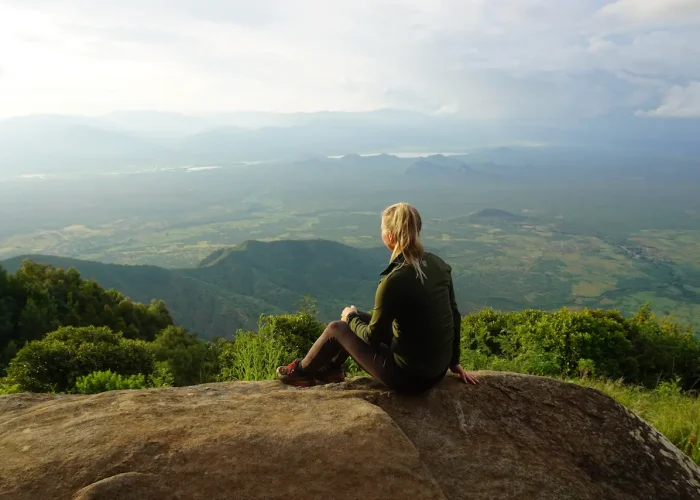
left=382, top=202, right=426, bottom=282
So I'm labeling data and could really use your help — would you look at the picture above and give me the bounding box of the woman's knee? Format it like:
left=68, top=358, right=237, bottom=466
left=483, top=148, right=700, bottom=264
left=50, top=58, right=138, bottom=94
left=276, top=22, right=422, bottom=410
left=326, top=320, right=354, bottom=339
left=327, top=320, right=346, bottom=331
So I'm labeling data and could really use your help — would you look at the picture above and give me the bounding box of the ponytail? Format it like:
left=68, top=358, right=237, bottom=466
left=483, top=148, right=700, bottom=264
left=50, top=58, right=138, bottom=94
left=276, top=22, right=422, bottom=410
left=381, top=202, right=426, bottom=282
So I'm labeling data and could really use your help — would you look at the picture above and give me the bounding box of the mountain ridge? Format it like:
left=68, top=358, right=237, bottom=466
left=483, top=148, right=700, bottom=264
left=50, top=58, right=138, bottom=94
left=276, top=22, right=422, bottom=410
left=1, top=239, right=387, bottom=338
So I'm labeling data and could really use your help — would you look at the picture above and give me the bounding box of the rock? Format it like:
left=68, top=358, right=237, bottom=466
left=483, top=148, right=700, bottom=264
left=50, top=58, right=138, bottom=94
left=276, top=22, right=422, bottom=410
left=0, top=372, right=698, bottom=500
left=73, top=473, right=171, bottom=500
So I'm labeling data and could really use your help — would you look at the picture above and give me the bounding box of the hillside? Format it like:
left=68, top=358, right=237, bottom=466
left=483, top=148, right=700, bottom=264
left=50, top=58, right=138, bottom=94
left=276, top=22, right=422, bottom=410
left=2, top=240, right=387, bottom=338
left=1, top=374, right=698, bottom=500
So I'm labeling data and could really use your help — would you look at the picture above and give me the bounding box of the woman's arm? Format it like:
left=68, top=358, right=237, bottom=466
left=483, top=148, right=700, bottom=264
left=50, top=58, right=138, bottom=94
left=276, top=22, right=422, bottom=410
left=447, top=271, right=478, bottom=384
left=345, top=277, right=395, bottom=346
left=448, top=273, right=461, bottom=367
left=356, top=310, right=373, bottom=323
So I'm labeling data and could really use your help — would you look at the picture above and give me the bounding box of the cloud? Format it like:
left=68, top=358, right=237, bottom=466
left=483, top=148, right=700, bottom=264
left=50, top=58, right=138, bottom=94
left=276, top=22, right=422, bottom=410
left=599, top=0, right=700, bottom=25
left=638, top=82, right=700, bottom=117
left=0, top=1, right=698, bottom=120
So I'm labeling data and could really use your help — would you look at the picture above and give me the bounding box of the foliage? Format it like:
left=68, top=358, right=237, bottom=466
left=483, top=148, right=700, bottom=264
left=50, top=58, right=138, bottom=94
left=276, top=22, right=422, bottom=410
left=0, top=377, right=20, bottom=395
left=151, top=326, right=217, bottom=386
left=0, top=261, right=173, bottom=374
left=575, top=377, right=699, bottom=465
left=218, top=307, right=325, bottom=381
left=218, top=330, right=286, bottom=381
left=6, top=326, right=155, bottom=393
left=256, top=308, right=324, bottom=361
left=149, top=361, right=176, bottom=388
left=74, top=370, right=149, bottom=394
left=460, top=306, right=700, bottom=390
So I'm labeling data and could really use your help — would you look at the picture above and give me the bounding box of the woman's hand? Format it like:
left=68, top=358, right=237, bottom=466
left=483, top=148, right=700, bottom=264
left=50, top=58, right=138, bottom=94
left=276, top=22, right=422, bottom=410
left=450, top=364, right=479, bottom=385
left=341, top=305, right=358, bottom=322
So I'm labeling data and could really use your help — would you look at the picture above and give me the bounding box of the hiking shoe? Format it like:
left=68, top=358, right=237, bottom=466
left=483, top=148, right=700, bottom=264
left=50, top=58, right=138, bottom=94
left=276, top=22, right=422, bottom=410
left=315, top=366, right=346, bottom=384
left=276, top=360, right=316, bottom=387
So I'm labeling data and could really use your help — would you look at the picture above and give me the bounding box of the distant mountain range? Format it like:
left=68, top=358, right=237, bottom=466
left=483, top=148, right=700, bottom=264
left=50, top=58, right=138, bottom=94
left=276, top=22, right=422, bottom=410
left=2, top=240, right=388, bottom=339
left=2, top=109, right=699, bottom=176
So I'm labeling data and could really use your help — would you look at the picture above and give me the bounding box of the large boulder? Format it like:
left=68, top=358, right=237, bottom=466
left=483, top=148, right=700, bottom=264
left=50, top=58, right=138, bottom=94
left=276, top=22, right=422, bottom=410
left=0, top=373, right=698, bottom=500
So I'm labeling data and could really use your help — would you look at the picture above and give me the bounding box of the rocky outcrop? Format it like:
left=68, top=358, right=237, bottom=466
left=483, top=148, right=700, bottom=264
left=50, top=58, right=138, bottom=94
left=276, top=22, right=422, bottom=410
left=1, top=373, right=698, bottom=500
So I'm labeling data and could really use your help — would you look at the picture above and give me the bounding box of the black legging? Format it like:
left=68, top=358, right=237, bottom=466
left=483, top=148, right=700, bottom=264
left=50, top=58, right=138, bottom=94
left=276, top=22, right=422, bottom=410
left=300, top=320, right=445, bottom=394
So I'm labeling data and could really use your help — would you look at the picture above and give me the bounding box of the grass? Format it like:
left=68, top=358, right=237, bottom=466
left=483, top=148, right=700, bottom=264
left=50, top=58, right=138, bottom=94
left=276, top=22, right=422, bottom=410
left=0, top=378, right=21, bottom=395
left=573, top=378, right=699, bottom=465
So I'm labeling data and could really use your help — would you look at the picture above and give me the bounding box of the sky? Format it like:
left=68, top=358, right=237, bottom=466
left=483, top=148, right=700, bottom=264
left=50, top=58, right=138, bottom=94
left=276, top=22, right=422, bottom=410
left=0, top=0, right=699, bottom=120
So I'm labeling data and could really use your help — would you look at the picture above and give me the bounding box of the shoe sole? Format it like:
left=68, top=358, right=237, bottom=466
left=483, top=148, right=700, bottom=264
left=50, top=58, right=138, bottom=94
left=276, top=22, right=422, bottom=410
left=276, top=366, right=316, bottom=387
left=315, top=375, right=346, bottom=384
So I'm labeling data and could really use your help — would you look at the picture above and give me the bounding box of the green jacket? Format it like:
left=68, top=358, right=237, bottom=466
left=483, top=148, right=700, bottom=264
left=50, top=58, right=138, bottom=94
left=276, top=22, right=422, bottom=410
left=346, top=252, right=461, bottom=378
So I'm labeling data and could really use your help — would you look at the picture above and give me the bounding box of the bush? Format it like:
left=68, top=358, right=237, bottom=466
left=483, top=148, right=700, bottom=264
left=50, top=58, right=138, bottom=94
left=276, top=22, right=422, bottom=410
left=257, top=310, right=324, bottom=359
left=6, top=326, right=155, bottom=393
left=74, top=370, right=149, bottom=394
left=0, top=378, right=21, bottom=395
left=151, top=326, right=215, bottom=386
left=218, top=309, right=325, bottom=382
left=149, top=361, right=176, bottom=388
left=460, top=306, right=700, bottom=390
left=218, top=331, right=286, bottom=381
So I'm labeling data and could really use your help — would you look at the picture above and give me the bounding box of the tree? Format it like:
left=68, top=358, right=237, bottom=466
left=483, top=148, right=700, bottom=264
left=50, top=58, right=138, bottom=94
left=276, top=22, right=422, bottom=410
left=0, top=261, right=174, bottom=374
left=152, top=326, right=212, bottom=386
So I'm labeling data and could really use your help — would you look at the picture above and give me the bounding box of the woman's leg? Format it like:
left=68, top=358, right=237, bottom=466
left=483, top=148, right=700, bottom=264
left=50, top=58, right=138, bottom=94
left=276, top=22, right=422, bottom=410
left=300, top=320, right=401, bottom=388
left=315, top=310, right=373, bottom=372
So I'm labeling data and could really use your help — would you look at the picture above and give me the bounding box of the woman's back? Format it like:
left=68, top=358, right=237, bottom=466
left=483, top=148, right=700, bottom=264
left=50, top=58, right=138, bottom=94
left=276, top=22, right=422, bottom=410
left=382, top=252, right=459, bottom=379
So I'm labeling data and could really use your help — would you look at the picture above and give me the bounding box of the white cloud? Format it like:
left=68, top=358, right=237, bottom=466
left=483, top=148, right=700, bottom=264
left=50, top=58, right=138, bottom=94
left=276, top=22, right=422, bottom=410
left=599, top=0, right=700, bottom=24
left=638, top=82, right=700, bottom=117
left=0, top=1, right=698, bottom=119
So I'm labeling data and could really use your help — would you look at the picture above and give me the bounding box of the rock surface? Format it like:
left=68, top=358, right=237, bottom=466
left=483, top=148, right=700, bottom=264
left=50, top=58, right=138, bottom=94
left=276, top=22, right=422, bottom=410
left=0, top=372, right=698, bottom=500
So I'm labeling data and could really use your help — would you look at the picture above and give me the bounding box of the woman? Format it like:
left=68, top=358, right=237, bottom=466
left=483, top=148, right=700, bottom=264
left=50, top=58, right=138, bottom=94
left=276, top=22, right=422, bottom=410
left=276, top=202, right=478, bottom=393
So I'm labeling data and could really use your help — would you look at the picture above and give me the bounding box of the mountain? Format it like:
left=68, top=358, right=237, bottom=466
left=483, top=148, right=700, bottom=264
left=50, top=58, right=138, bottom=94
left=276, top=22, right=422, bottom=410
left=2, top=240, right=388, bottom=339
left=97, top=111, right=215, bottom=140
left=405, top=159, right=455, bottom=178
left=404, top=155, right=482, bottom=181
left=0, top=115, right=171, bottom=175
left=4, top=110, right=700, bottom=177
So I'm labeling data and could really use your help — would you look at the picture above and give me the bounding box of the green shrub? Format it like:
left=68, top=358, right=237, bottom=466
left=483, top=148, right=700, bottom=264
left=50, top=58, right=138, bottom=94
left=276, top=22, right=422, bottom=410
left=257, top=310, right=324, bottom=360
left=218, top=330, right=286, bottom=381
left=151, top=326, right=214, bottom=386
left=6, top=326, right=155, bottom=393
left=149, top=361, right=175, bottom=388
left=460, top=306, right=700, bottom=390
left=74, top=370, right=149, bottom=394
left=0, top=378, right=21, bottom=395
left=577, top=358, right=596, bottom=379
left=217, top=309, right=325, bottom=382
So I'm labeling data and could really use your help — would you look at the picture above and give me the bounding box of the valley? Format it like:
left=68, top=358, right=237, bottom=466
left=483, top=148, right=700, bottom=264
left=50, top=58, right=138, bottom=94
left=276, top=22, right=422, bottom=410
left=2, top=149, right=700, bottom=336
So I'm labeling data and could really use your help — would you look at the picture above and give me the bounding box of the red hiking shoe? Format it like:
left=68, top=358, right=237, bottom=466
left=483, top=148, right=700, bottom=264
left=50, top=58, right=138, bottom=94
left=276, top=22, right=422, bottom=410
left=276, top=360, right=316, bottom=387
